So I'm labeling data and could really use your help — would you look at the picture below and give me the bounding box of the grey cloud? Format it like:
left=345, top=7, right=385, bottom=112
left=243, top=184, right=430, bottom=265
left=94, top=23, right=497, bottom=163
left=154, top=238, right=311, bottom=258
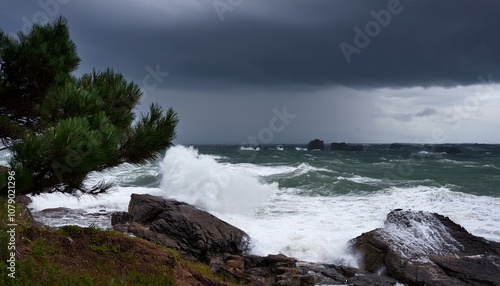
left=415, top=107, right=439, bottom=117
left=393, top=113, right=413, bottom=123
left=4, top=0, right=499, bottom=91
left=3, top=0, right=500, bottom=144
left=380, top=107, right=441, bottom=123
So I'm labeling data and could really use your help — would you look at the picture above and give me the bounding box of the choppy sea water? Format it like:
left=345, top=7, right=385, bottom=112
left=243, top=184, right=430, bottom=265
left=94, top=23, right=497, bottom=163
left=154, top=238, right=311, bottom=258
left=5, top=144, right=500, bottom=266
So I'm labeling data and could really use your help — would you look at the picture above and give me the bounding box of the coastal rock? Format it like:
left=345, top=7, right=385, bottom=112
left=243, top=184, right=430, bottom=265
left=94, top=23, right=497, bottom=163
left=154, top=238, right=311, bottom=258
left=211, top=253, right=316, bottom=286
left=111, top=211, right=130, bottom=232
left=352, top=209, right=500, bottom=286
left=307, top=139, right=325, bottom=150
left=330, top=142, right=364, bottom=151
left=301, top=263, right=400, bottom=286
left=0, top=165, right=9, bottom=174
left=120, top=194, right=250, bottom=262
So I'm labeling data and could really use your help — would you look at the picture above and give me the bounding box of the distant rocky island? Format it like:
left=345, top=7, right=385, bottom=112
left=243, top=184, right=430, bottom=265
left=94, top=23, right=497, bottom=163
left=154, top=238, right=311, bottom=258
left=306, top=139, right=462, bottom=154
left=307, top=139, right=364, bottom=151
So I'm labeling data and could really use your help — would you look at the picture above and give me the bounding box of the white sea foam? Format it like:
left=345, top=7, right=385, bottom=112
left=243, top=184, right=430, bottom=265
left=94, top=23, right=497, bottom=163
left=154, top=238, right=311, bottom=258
left=159, top=145, right=277, bottom=215
left=338, top=175, right=384, bottom=184
left=223, top=163, right=297, bottom=177
left=0, top=146, right=11, bottom=166
left=29, top=186, right=165, bottom=228
left=223, top=162, right=333, bottom=178
left=239, top=146, right=258, bottom=151
left=211, top=185, right=500, bottom=266
left=294, top=163, right=333, bottom=175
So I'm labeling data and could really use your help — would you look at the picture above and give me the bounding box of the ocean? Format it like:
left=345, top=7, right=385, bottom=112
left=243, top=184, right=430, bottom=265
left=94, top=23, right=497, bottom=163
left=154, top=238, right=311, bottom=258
left=10, top=144, right=500, bottom=266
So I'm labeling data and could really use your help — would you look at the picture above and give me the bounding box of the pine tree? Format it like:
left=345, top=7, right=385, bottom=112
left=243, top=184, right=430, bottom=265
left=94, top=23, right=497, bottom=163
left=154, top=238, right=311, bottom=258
left=0, top=17, right=178, bottom=195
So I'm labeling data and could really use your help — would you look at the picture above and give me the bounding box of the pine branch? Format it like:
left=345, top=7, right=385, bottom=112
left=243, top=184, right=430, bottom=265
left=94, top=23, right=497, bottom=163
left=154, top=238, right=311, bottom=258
left=120, top=103, right=178, bottom=165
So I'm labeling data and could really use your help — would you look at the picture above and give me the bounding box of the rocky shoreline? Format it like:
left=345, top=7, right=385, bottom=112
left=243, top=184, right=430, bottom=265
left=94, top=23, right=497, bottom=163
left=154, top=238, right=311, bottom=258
left=110, top=194, right=500, bottom=286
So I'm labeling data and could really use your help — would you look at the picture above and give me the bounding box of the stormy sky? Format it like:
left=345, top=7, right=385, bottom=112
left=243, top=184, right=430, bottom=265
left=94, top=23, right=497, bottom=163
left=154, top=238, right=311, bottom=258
left=2, top=0, right=500, bottom=144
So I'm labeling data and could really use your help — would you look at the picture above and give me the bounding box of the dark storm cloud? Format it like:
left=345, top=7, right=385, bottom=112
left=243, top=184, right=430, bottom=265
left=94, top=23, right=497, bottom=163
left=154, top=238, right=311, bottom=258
left=3, top=0, right=499, bottom=90
left=3, top=0, right=500, bottom=144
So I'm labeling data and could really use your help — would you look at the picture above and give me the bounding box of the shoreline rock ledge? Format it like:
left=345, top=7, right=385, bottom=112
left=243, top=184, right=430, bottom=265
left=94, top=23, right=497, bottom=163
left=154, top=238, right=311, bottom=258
left=112, top=194, right=402, bottom=285
left=112, top=193, right=249, bottom=262
left=351, top=209, right=500, bottom=286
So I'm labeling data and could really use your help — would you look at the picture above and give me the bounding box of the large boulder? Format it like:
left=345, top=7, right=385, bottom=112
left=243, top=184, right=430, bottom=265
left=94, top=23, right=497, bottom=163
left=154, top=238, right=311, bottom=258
left=352, top=209, right=500, bottom=286
left=114, top=194, right=250, bottom=262
left=307, top=139, right=325, bottom=150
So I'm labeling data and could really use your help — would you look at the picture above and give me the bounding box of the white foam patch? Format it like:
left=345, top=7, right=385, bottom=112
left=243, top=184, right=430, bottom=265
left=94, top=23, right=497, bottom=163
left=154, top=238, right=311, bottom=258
left=294, top=163, right=333, bottom=176
left=211, top=185, right=500, bottom=266
left=0, top=146, right=12, bottom=167
left=223, top=163, right=297, bottom=177
left=29, top=186, right=165, bottom=229
left=159, top=145, right=277, bottom=215
left=239, top=146, right=258, bottom=151
left=29, top=187, right=163, bottom=212
left=220, top=162, right=333, bottom=178
left=338, top=175, right=384, bottom=184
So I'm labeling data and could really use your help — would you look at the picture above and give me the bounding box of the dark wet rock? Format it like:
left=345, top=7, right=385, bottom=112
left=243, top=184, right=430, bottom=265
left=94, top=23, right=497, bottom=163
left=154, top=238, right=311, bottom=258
left=307, top=139, right=325, bottom=150
left=14, top=195, right=44, bottom=227
left=302, top=263, right=400, bottom=286
left=111, top=211, right=129, bottom=225
left=389, top=143, right=403, bottom=150
left=124, top=194, right=249, bottom=263
left=0, top=165, right=9, bottom=175
left=352, top=209, right=500, bottom=286
left=209, top=253, right=400, bottom=286
left=210, top=253, right=316, bottom=286
left=111, top=211, right=130, bottom=232
left=331, top=142, right=364, bottom=151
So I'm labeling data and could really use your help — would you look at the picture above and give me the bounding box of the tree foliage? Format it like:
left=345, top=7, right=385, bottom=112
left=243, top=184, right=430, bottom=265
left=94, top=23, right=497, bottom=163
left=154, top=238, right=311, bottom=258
left=0, top=17, right=178, bottom=195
